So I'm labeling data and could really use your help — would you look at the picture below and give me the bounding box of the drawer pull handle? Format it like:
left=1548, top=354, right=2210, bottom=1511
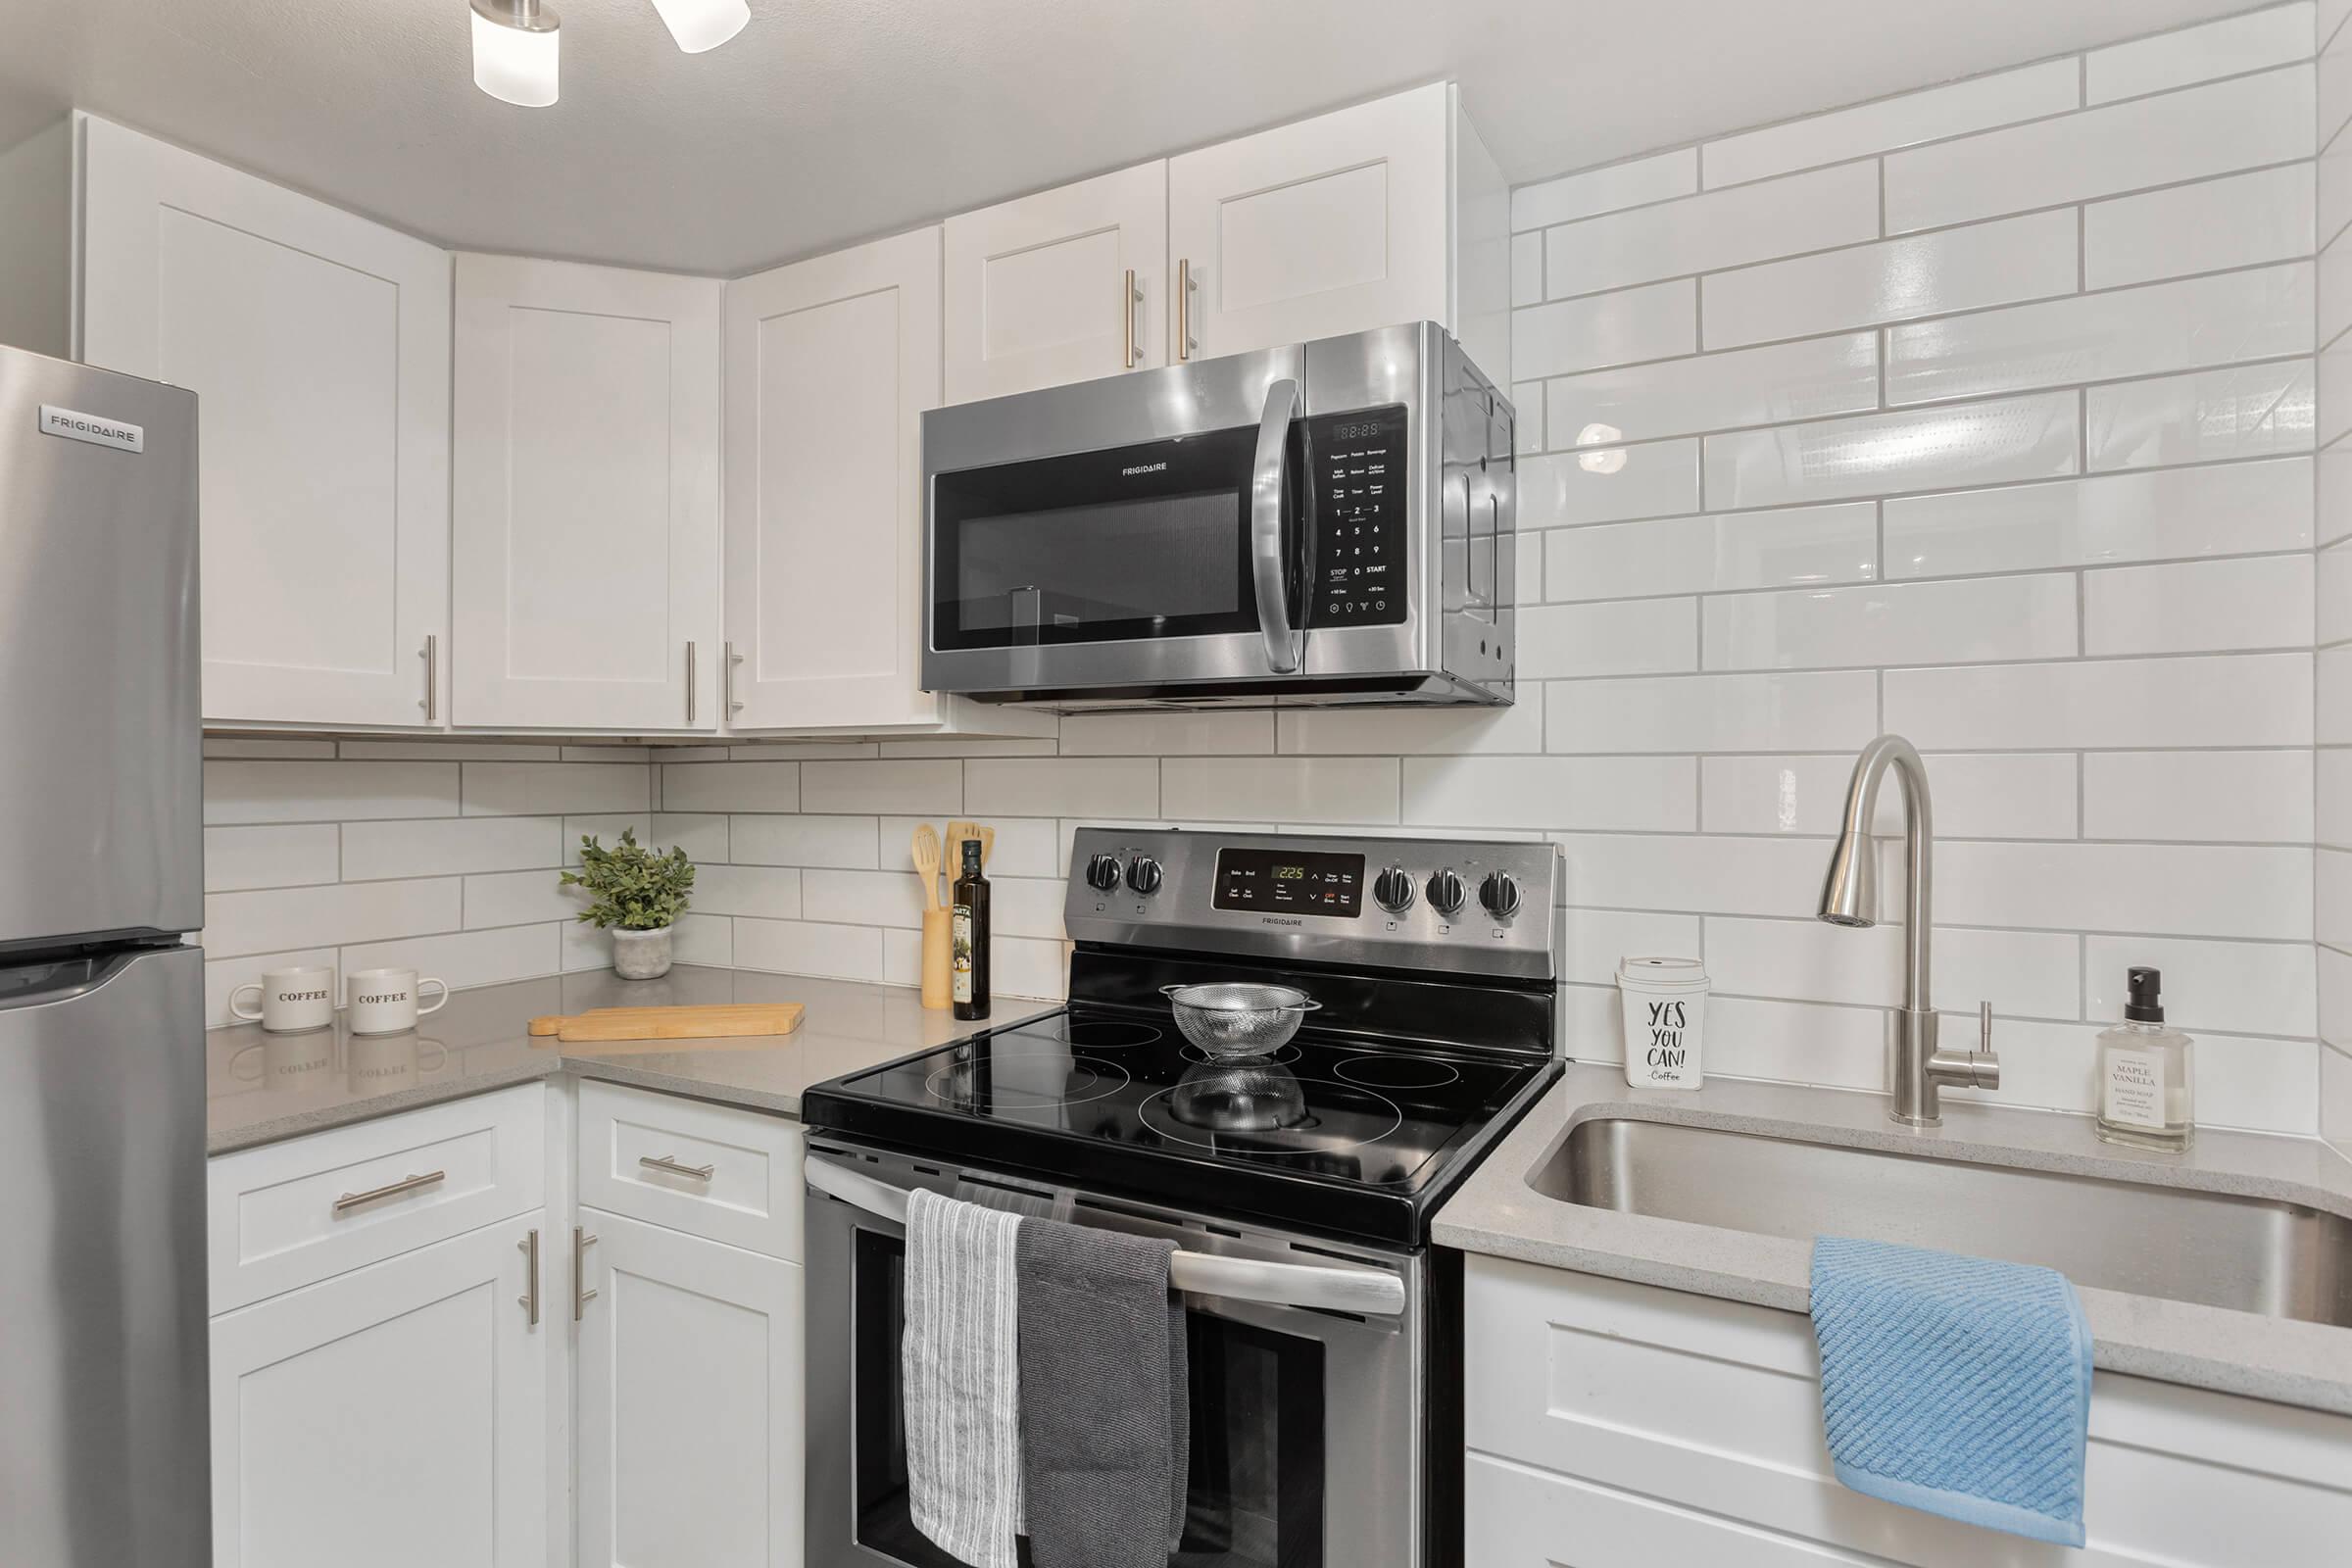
left=518, top=1228, right=541, bottom=1326
left=332, top=1169, right=446, bottom=1214
left=640, top=1153, right=715, bottom=1182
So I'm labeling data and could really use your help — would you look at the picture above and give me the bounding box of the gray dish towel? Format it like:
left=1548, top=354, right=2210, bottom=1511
left=903, top=1187, right=1024, bottom=1568
left=1015, top=1217, right=1190, bottom=1568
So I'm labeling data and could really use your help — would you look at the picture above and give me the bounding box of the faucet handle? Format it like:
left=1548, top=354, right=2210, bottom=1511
left=1980, top=1001, right=1993, bottom=1052
left=1967, top=1002, right=2001, bottom=1090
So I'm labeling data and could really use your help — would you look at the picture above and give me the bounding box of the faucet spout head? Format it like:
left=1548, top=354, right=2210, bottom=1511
left=1818, top=830, right=1877, bottom=927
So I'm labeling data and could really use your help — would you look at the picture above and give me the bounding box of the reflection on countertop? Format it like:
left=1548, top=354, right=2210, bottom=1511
left=207, top=965, right=1046, bottom=1154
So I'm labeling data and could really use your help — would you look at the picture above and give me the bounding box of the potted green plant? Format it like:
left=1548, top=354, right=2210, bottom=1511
left=559, top=828, right=696, bottom=980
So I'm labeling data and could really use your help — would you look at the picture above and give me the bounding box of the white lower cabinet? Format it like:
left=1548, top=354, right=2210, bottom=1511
left=209, top=1210, right=550, bottom=1568
left=1464, top=1254, right=2352, bottom=1567
left=574, top=1206, right=806, bottom=1567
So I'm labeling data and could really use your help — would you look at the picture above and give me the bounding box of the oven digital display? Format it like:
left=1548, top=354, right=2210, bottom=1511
left=1212, top=848, right=1364, bottom=917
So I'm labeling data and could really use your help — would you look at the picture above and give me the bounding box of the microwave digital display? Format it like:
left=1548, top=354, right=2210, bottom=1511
left=1212, top=848, right=1364, bottom=917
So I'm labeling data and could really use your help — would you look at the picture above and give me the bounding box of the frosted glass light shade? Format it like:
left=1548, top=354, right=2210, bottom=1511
left=650, top=0, right=751, bottom=53
left=472, top=7, right=561, bottom=107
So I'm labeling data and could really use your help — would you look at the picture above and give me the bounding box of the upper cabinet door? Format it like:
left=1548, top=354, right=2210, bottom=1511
left=78, top=115, right=451, bottom=730
left=724, top=228, right=942, bottom=731
left=451, top=255, right=722, bottom=731
left=1167, top=82, right=1451, bottom=363
left=944, top=161, right=1167, bottom=403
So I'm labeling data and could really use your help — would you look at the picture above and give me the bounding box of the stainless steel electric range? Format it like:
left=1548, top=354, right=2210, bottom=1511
left=802, top=827, right=1563, bottom=1568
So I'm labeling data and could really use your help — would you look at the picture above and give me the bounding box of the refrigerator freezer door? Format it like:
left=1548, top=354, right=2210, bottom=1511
left=0, top=944, right=210, bottom=1566
left=0, top=345, right=201, bottom=951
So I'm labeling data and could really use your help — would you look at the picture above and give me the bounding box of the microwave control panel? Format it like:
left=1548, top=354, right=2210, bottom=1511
left=1307, top=405, right=1408, bottom=626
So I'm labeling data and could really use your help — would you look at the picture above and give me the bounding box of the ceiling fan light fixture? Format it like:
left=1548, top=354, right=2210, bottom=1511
left=649, top=0, right=751, bottom=54
left=471, top=0, right=562, bottom=107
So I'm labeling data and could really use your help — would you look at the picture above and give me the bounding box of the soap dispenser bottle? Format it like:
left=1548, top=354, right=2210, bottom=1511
left=2095, top=966, right=2193, bottom=1152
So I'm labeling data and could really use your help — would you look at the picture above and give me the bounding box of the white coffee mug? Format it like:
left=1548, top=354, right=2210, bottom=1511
left=345, top=967, right=449, bottom=1036
left=228, top=965, right=336, bottom=1033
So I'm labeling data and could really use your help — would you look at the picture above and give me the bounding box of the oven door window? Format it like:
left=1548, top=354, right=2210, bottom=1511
left=931, top=423, right=1307, bottom=651
left=852, top=1230, right=1326, bottom=1567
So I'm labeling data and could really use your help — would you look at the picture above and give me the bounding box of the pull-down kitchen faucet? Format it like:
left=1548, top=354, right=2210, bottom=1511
left=1817, top=735, right=2000, bottom=1127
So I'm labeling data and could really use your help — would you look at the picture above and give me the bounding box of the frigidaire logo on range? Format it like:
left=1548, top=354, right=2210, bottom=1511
left=37, top=403, right=145, bottom=454
left=1260, top=915, right=1304, bottom=927
left=1121, top=462, right=1168, bottom=475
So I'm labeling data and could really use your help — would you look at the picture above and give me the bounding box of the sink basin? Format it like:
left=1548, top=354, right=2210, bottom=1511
left=1536, top=1115, right=2352, bottom=1327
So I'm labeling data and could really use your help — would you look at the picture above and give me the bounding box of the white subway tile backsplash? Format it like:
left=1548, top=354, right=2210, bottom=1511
left=1057, top=710, right=1273, bottom=756
left=1513, top=148, right=1698, bottom=230
left=1511, top=230, right=1542, bottom=307
left=2324, top=846, right=2352, bottom=948
left=1550, top=831, right=1850, bottom=917
left=204, top=738, right=337, bottom=760
left=1546, top=669, right=1878, bottom=755
left=204, top=760, right=460, bottom=824
left=873, top=737, right=1058, bottom=759
left=1544, top=333, right=1877, bottom=446
left=203, top=824, right=340, bottom=892
left=1886, top=653, right=2315, bottom=750
left=1885, top=264, right=2315, bottom=406
left=1883, top=459, right=2314, bottom=578
left=463, top=869, right=582, bottom=929
left=2323, top=749, right=2352, bottom=848
left=1544, top=504, right=1876, bottom=603
left=340, top=815, right=562, bottom=882
left=1885, top=67, right=2315, bottom=232
left=2322, top=99, right=2352, bottom=240
left=1518, top=599, right=1697, bottom=678
left=1512, top=280, right=1695, bottom=380
left=1700, top=752, right=2079, bottom=839
left=1520, top=441, right=1699, bottom=526
left=1511, top=381, right=1544, bottom=454
left=1700, top=212, right=2080, bottom=350
left=2082, top=165, right=2317, bottom=289
left=1701, top=995, right=1889, bottom=1090
left=2083, top=555, right=2315, bottom=655
left=204, top=878, right=461, bottom=958
left=1933, top=840, right=2313, bottom=939
left=1542, top=163, right=1879, bottom=299
left=964, top=758, right=1156, bottom=818
left=800, top=760, right=961, bottom=815
left=1702, top=394, right=2082, bottom=509
left=729, top=813, right=878, bottom=869
left=1400, top=756, right=1696, bottom=832
left=1704, top=916, right=2081, bottom=1019
left=650, top=812, right=729, bottom=864
left=2084, top=5, right=2316, bottom=106
left=343, top=923, right=562, bottom=1002
left=1701, top=60, right=2081, bottom=189
left=2188, top=1032, right=2321, bottom=1135
left=733, top=917, right=883, bottom=983
left=799, top=868, right=923, bottom=928
left=2319, top=645, right=2352, bottom=742
left=462, top=761, right=648, bottom=817
left=1701, top=574, right=2079, bottom=670
left=1278, top=701, right=1543, bottom=756
left=2084, top=934, right=2317, bottom=1037
left=988, top=877, right=1070, bottom=942
left=1558, top=908, right=1704, bottom=987
left=2323, top=541, right=2352, bottom=645
left=991, top=936, right=1070, bottom=1001
left=687, top=863, right=807, bottom=921
left=2085, top=360, right=2316, bottom=470
left=1160, top=757, right=1399, bottom=824
left=2083, top=750, right=2316, bottom=843
left=658, top=761, right=801, bottom=813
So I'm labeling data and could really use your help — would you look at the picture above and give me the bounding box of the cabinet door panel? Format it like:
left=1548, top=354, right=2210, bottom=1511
left=209, top=1214, right=548, bottom=1568
left=945, top=160, right=1166, bottom=402
left=1167, top=83, right=1449, bottom=361
left=576, top=1207, right=804, bottom=1568
left=723, top=228, right=941, bottom=730
left=452, top=254, right=722, bottom=730
left=78, top=114, right=450, bottom=729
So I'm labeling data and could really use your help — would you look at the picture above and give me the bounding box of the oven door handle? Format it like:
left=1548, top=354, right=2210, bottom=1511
left=806, top=1154, right=1405, bottom=1317
left=1250, top=375, right=1304, bottom=675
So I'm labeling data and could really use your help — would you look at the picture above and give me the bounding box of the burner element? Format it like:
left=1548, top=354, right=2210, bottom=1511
left=1166, top=1063, right=1308, bottom=1133
left=1053, top=1019, right=1163, bottom=1050
left=1332, top=1055, right=1463, bottom=1090
left=1180, top=1040, right=1300, bottom=1067
left=925, top=1050, right=1131, bottom=1109
left=1137, top=1077, right=1404, bottom=1156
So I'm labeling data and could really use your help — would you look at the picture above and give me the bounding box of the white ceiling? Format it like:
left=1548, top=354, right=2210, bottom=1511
left=0, top=0, right=2262, bottom=275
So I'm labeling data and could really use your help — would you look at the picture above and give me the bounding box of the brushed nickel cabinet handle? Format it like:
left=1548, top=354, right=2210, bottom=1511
left=640, top=1152, right=715, bottom=1182
left=725, top=641, right=745, bottom=713
left=686, top=640, right=698, bottom=726
left=518, top=1227, right=541, bottom=1326
left=419, top=635, right=437, bottom=720
left=1177, top=257, right=1195, bottom=362
left=1122, top=267, right=1139, bottom=368
left=333, top=1169, right=446, bottom=1214
left=573, top=1225, right=599, bottom=1321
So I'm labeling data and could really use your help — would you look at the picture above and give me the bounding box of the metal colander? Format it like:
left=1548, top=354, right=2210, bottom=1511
left=1159, top=981, right=1321, bottom=1060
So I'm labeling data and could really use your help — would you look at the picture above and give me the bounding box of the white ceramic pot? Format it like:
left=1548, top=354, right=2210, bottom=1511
left=612, top=925, right=675, bottom=980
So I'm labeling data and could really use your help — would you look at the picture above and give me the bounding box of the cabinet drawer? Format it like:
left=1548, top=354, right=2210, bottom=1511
left=207, top=1084, right=545, bottom=1312
left=576, top=1081, right=805, bottom=1260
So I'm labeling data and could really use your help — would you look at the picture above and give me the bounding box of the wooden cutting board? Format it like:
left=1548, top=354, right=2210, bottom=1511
left=525, top=1003, right=805, bottom=1042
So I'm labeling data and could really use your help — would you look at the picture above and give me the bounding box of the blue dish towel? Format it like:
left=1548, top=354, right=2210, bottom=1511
left=1810, top=1236, right=2094, bottom=1547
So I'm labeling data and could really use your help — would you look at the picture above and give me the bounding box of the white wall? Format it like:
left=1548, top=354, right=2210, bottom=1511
left=198, top=4, right=2338, bottom=1147
left=2319, top=0, right=2352, bottom=1159
left=0, top=119, right=72, bottom=359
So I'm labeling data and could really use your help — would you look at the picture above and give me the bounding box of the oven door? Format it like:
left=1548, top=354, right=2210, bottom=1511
left=805, top=1146, right=1424, bottom=1568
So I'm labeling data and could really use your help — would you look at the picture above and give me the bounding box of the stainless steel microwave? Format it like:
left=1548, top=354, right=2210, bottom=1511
left=920, top=321, right=1515, bottom=710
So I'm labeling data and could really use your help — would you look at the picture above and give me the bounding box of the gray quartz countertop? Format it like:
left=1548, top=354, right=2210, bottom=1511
left=1433, top=1065, right=2352, bottom=1416
left=206, top=965, right=1012, bottom=1154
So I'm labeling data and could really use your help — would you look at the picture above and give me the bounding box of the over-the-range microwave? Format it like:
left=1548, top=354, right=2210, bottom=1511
left=920, top=321, right=1515, bottom=710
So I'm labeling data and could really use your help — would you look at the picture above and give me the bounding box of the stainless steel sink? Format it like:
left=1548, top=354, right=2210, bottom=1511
left=1537, top=1115, right=2352, bottom=1327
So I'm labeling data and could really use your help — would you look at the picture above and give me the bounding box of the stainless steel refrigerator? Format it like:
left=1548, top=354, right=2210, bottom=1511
left=0, top=343, right=209, bottom=1566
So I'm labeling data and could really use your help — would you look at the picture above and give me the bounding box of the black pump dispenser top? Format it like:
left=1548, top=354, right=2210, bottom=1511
left=2125, top=966, right=2164, bottom=1024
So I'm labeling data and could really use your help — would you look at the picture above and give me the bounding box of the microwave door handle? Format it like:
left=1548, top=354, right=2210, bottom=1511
left=1250, top=376, right=1304, bottom=674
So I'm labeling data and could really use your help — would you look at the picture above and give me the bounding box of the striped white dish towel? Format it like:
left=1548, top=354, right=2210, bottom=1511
left=903, top=1186, right=1024, bottom=1568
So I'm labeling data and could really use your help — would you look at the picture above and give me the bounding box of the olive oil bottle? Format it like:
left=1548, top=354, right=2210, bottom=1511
left=952, top=836, right=991, bottom=1021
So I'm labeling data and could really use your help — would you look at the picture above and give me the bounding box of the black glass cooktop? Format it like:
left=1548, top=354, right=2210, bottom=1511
left=803, top=1003, right=1559, bottom=1247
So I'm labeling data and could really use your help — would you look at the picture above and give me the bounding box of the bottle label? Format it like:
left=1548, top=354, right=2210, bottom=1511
left=952, top=903, right=974, bottom=1004
left=2103, top=1045, right=2166, bottom=1130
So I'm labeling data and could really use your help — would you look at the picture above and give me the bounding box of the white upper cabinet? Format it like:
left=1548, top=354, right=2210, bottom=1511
left=944, top=160, right=1168, bottom=403
left=1167, top=82, right=1454, bottom=365
left=723, top=228, right=946, bottom=731
left=451, top=255, right=722, bottom=731
left=78, top=115, right=453, bottom=730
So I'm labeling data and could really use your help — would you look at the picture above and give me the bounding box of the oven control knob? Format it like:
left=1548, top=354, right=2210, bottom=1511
left=1085, top=853, right=1124, bottom=893
left=1126, top=856, right=1163, bottom=896
left=1480, top=869, right=1522, bottom=919
left=1373, top=866, right=1415, bottom=912
left=1426, top=868, right=1465, bottom=917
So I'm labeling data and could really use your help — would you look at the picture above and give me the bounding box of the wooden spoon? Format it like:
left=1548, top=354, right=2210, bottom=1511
left=910, top=823, right=941, bottom=909
left=946, top=819, right=996, bottom=870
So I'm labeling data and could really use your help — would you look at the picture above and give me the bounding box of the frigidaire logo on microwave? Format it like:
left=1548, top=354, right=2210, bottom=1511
left=1120, top=462, right=1168, bottom=476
